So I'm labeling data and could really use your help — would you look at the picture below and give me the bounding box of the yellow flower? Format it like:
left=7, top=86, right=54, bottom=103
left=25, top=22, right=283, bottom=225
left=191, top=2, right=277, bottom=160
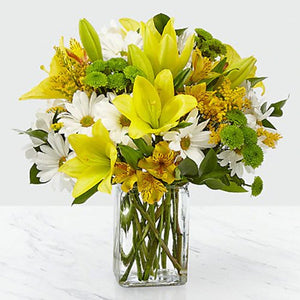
left=140, top=18, right=194, bottom=77
left=186, top=78, right=250, bottom=123
left=256, top=127, right=282, bottom=148
left=20, top=38, right=91, bottom=101
left=59, top=120, right=117, bottom=198
left=138, top=141, right=177, bottom=184
left=113, top=69, right=197, bottom=139
left=136, top=171, right=167, bottom=204
left=188, top=48, right=214, bottom=83
left=113, top=162, right=137, bottom=193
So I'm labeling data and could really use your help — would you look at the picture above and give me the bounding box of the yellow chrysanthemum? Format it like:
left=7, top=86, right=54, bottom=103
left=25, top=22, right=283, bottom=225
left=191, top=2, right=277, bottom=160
left=59, top=120, right=117, bottom=198
left=113, top=162, right=137, bottom=193
left=136, top=171, right=167, bottom=204
left=138, top=141, right=178, bottom=184
left=20, top=38, right=91, bottom=101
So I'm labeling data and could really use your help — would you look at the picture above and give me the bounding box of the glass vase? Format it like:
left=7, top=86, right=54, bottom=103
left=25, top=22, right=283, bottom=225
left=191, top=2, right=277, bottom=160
left=113, top=184, right=190, bottom=287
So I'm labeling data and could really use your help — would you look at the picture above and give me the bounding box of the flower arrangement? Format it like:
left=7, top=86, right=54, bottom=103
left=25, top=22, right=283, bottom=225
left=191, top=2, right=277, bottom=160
left=18, top=13, right=286, bottom=286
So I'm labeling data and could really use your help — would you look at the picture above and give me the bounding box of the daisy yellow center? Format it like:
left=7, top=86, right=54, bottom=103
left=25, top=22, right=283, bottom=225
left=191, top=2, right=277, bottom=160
left=180, top=136, right=191, bottom=150
left=59, top=156, right=67, bottom=167
left=119, top=114, right=131, bottom=127
left=80, top=115, right=95, bottom=127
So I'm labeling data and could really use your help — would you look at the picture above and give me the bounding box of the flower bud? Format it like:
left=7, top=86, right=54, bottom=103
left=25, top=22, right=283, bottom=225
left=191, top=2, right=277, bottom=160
left=79, top=18, right=103, bottom=61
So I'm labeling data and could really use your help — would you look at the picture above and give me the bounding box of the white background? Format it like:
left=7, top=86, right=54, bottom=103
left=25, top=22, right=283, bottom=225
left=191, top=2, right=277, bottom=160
left=1, top=0, right=300, bottom=205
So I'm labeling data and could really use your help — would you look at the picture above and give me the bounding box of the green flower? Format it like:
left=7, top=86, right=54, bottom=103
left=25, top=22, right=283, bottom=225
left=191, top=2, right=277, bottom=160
left=220, top=125, right=244, bottom=149
left=251, top=176, right=263, bottom=196
left=241, top=126, right=258, bottom=145
left=86, top=60, right=107, bottom=74
left=242, top=144, right=264, bottom=168
left=107, top=73, right=128, bottom=92
left=83, top=72, right=107, bottom=88
left=107, top=58, right=128, bottom=72
left=124, top=66, right=144, bottom=83
left=226, top=109, right=247, bottom=126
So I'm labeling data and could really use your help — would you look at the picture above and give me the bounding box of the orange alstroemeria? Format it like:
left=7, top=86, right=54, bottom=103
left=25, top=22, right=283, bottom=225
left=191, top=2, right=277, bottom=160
left=113, top=162, right=137, bottom=193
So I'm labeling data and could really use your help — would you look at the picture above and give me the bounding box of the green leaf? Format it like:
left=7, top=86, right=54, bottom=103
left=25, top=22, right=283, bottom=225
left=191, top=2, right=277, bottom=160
left=269, top=98, right=288, bottom=117
left=175, top=121, right=193, bottom=129
left=153, top=13, right=170, bottom=35
left=133, top=138, right=154, bottom=156
left=260, top=102, right=268, bottom=114
left=247, top=77, right=267, bottom=88
left=174, top=68, right=192, bottom=90
left=175, top=28, right=188, bottom=36
left=29, top=164, right=45, bottom=184
left=262, top=119, right=277, bottom=130
left=19, top=129, right=48, bottom=143
left=178, top=157, right=199, bottom=178
left=119, top=145, right=143, bottom=169
left=199, top=149, right=218, bottom=176
left=72, top=184, right=98, bottom=205
left=212, top=57, right=227, bottom=73
left=204, top=178, right=247, bottom=193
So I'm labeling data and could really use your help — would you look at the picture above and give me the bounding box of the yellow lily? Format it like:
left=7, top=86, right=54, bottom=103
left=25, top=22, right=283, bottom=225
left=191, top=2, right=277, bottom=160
left=140, top=18, right=194, bottom=77
left=20, top=38, right=90, bottom=101
left=225, top=44, right=265, bottom=94
left=113, top=69, right=197, bottom=139
left=59, top=120, right=117, bottom=198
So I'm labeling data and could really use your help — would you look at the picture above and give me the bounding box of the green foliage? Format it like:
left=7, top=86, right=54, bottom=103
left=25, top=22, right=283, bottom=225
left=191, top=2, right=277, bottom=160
left=251, top=176, right=263, bottom=196
left=194, top=28, right=227, bottom=60
left=242, top=144, right=264, bottom=169
left=178, top=157, right=199, bottom=178
left=211, top=57, right=227, bottom=73
left=204, top=178, right=247, bottom=193
left=220, top=125, right=244, bottom=149
left=124, top=66, right=144, bottom=83
left=132, top=138, right=154, bottom=156
left=30, top=164, right=45, bottom=184
left=269, top=99, right=287, bottom=117
left=226, top=109, right=247, bottom=126
left=241, top=126, right=258, bottom=145
left=153, top=13, right=170, bottom=34
left=173, top=68, right=192, bottom=90
left=19, top=129, right=48, bottom=143
left=107, top=58, right=128, bottom=72
left=262, top=119, right=276, bottom=130
left=119, top=145, right=143, bottom=169
left=247, top=77, right=267, bottom=88
left=83, top=72, right=108, bottom=88
left=72, top=184, right=98, bottom=205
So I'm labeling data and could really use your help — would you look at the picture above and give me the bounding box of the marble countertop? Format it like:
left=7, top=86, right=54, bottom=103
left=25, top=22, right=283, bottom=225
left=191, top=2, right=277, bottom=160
left=0, top=206, right=299, bottom=300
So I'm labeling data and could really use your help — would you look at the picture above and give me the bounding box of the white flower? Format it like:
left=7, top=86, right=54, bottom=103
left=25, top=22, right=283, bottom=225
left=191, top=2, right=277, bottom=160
left=217, top=150, right=254, bottom=178
left=96, top=101, right=132, bottom=145
left=177, top=31, right=192, bottom=66
left=34, top=133, right=74, bottom=191
left=99, top=20, right=143, bottom=60
left=163, top=109, right=213, bottom=165
left=59, top=91, right=106, bottom=137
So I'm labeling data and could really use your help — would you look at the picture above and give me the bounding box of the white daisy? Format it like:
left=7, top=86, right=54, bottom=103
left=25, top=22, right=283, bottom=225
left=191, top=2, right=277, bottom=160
left=34, top=133, right=74, bottom=191
left=96, top=101, right=132, bottom=145
left=163, top=109, right=214, bottom=165
left=217, top=149, right=254, bottom=178
left=99, top=20, right=143, bottom=60
left=59, top=91, right=106, bottom=137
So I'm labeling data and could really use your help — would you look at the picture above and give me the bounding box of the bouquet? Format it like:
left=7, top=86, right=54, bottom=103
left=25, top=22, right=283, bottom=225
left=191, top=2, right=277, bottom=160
left=18, top=13, right=286, bottom=286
